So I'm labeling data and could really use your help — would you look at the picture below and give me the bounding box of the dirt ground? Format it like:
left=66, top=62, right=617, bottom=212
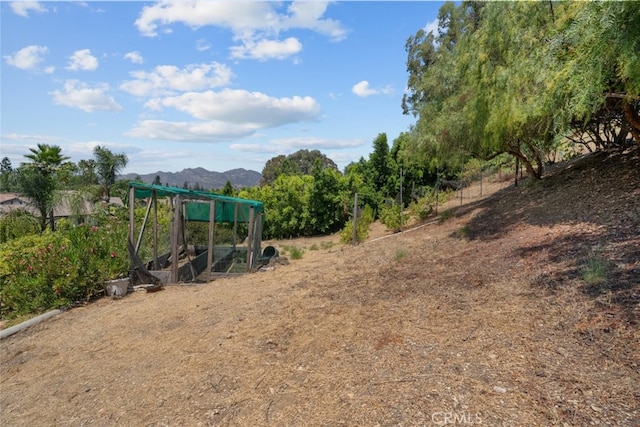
left=1, top=149, right=639, bottom=426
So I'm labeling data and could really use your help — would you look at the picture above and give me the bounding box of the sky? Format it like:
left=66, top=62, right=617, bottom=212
left=1, top=1, right=442, bottom=175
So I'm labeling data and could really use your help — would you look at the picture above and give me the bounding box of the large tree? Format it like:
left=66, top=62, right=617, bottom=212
left=403, top=1, right=640, bottom=180
left=1, top=157, right=17, bottom=192
left=261, top=149, right=338, bottom=185
left=93, top=146, right=128, bottom=202
left=17, top=144, right=70, bottom=232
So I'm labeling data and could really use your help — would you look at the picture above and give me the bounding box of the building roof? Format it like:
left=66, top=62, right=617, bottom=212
left=0, top=192, right=124, bottom=218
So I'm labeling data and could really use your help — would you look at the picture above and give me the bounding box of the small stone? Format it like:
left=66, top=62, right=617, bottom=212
left=493, top=386, right=507, bottom=394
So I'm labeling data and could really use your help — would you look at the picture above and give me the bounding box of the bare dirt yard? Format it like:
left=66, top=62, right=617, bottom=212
left=2, top=148, right=639, bottom=426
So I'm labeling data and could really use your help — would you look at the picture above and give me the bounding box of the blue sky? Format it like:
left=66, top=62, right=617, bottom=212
left=1, top=1, right=442, bottom=175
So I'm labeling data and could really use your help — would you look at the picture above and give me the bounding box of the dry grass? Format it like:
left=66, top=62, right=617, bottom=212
left=1, top=148, right=639, bottom=426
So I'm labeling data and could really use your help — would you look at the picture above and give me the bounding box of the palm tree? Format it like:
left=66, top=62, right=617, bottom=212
left=93, top=146, right=128, bottom=202
left=18, top=144, right=70, bottom=232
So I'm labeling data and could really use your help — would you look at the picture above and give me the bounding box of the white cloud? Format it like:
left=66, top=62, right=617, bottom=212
left=231, top=136, right=364, bottom=154
left=66, top=49, right=99, bottom=71
left=196, top=39, right=210, bottom=52
left=120, top=62, right=233, bottom=97
left=127, top=120, right=258, bottom=142
left=128, top=89, right=321, bottom=142
left=124, top=51, right=144, bottom=64
left=352, top=80, right=393, bottom=98
left=4, top=45, right=48, bottom=70
left=146, top=89, right=321, bottom=126
left=10, top=1, right=47, bottom=17
left=52, top=80, right=121, bottom=112
left=135, top=1, right=275, bottom=37
left=134, top=1, right=347, bottom=60
left=281, top=2, right=347, bottom=41
left=424, top=18, right=439, bottom=37
left=230, top=37, right=302, bottom=61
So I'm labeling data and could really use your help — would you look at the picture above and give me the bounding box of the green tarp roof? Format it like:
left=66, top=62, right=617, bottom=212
left=130, top=182, right=264, bottom=223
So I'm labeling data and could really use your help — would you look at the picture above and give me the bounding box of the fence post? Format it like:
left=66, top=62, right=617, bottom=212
left=352, top=192, right=358, bottom=245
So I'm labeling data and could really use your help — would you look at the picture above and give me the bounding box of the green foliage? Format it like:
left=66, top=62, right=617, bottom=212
left=408, top=186, right=451, bottom=221
left=93, top=145, right=128, bottom=201
left=439, top=209, right=454, bottom=222
left=0, top=157, right=19, bottom=192
left=307, top=166, right=348, bottom=235
left=280, top=245, right=304, bottom=260
left=0, top=233, right=71, bottom=317
left=320, top=241, right=334, bottom=250
left=17, top=144, right=70, bottom=232
left=0, top=221, right=129, bottom=320
left=402, top=1, right=640, bottom=176
left=222, top=180, right=235, bottom=196
left=0, top=209, right=40, bottom=243
left=581, top=247, right=610, bottom=286
left=261, top=149, right=338, bottom=185
left=340, top=204, right=374, bottom=243
left=394, top=248, right=408, bottom=261
left=379, top=201, right=403, bottom=232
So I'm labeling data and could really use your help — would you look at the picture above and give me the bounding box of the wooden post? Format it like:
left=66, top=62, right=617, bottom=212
left=233, top=203, right=238, bottom=249
left=128, top=186, right=135, bottom=250
left=352, top=192, right=358, bottom=245
left=135, top=197, right=153, bottom=254
left=399, top=166, right=403, bottom=233
left=207, top=200, right=215, bottom=281
left=246, top=206, right=255, bottom=272
left=152, top=191, right=158, bottom=270
left=170, top=195, right=180, bottom=283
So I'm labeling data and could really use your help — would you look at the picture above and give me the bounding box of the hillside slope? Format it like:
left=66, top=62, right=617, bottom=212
left=1, top=148, right=639, bottom=426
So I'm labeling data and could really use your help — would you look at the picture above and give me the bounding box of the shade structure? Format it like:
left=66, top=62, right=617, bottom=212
left=128, top=182, right=265, bottom=283
left=130, top=182, right=263, bottom=223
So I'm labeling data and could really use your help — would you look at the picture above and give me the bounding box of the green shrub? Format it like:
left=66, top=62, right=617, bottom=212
left=340, top=204, right=374, bottom=243
left=281, top=246, right=304, bottom=259
left=320, top=241, right=334, bottom=250
left=394, top=248, right=408, bottom=261
left=0, top=222, right=129, bottom=320
left=0, top=209, right=40, bottom=243
left=582, top=247, right=609, bottom=286
left=379, top=202, right=402, bottom=232
left=439, top=209, right=454, bottom=222
left=0, top=233, right=72, bottom=317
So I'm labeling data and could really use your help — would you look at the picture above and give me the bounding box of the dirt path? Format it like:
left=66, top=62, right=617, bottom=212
left=2, top=153, right=639, bottom=426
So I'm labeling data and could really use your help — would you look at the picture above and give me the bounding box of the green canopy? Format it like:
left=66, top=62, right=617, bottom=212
left=130, top=182, right=264, bottom=223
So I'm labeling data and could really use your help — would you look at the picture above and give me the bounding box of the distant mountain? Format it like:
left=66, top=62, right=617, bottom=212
left=120, top=167, right=262, bottom=190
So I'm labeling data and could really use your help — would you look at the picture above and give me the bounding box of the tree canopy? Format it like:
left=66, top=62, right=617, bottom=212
left=261, top=149, right=338, bottom=185
left=403, top=1, right=640, bottom=179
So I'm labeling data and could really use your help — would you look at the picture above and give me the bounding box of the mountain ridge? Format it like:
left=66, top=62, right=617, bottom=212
left=120, top=167, right=262, bottom=190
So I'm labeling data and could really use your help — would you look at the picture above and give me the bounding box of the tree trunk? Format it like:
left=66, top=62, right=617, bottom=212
left=623, top=101, right=640, bottom=144
left=509, top=149, right=541, bottom=181
left=49, top=209, right=55, bottom=232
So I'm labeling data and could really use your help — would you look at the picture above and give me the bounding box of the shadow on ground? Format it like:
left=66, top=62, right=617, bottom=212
left=450, top=147, right=640, bottom=319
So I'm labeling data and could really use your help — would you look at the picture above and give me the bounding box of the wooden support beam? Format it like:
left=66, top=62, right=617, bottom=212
left=170, top=195, right=180, bottom=283
left=207, top=200, right=216, bottom=282
left=128, top=186, right=135, bottom=250
left=152, top=191, right=158, bottom=270
left=246, top=206, right=255, bottom=272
